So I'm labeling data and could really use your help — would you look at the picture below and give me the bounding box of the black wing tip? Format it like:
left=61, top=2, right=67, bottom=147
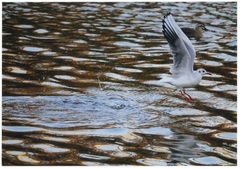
left=163, top=12, right=172, bottom=20
left=162, top=12, right=178, bottom=46
left=164, top=12, right=172, bottom=18
left=162, top=19, right=166, bottom=26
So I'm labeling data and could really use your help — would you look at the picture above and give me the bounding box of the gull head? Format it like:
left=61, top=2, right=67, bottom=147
left=196, top=68, right=212, bottom=76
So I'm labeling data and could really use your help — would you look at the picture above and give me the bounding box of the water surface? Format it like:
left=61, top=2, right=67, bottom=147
left=2, top=2, right=237, bottom=166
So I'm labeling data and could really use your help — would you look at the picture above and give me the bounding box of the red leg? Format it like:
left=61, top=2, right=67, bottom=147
left=180, top=90, right=193, bottom=102
left=183, top=90, right=193, bottom=101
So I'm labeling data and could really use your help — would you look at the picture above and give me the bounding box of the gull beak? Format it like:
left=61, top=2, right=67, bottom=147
left=206, top=72, right=212, bottom=75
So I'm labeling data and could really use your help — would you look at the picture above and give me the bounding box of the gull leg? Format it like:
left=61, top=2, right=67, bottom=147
left=183, top=90, right=193, bottom=102
left=180, top=89, right=193, bottom=102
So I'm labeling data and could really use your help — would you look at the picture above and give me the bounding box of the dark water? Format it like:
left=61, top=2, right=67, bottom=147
left=2, top=2, right=237, bottom=166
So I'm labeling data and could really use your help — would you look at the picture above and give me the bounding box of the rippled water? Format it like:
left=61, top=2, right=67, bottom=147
left=2, top=2, right=237, bottom=166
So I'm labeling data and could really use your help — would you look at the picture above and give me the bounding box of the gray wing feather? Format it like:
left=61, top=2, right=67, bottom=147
left=162, top=13, right=196, bottom=76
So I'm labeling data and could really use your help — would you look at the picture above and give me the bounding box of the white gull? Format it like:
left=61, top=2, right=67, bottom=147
left=160, top=12, right=211, bottom=102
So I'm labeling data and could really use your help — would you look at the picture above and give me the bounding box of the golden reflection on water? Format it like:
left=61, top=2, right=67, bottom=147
left=2, top=1, right=237, bottom=166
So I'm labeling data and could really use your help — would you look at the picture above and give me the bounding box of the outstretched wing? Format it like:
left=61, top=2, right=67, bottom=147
left=162, top=12, right=196, bottom=76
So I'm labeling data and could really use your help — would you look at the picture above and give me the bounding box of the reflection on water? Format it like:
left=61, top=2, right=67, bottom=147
left=2, top=2, right=237, bottom=166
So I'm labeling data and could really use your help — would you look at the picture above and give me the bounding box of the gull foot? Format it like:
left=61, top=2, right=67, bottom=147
left=180, top=90, right=194, bottom=102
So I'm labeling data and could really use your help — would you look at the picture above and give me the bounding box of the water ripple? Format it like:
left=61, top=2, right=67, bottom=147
left=2, top=2, right=237, bottom=166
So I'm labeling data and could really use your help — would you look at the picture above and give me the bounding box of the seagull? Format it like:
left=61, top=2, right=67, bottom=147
left=160, top=12, right=212, bottom=102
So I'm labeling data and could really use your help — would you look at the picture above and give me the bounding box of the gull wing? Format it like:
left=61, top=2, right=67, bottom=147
left=162, top=13, right=196, bottom=76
